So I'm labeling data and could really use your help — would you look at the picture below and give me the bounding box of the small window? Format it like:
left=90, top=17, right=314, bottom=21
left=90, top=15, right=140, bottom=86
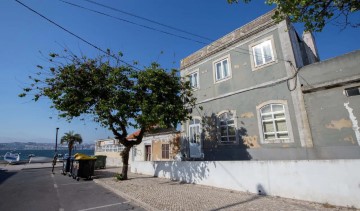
left=252, top=40, right=275, bottom=67
left=189, top=71, right=199, bottom=89
left=260, top=104, right=289, bottom=143
left=218, top=112, right=236, bottom=144
left=189, top=119, right=201, bottom=143
left=214, top=57, right=231, bottom=82
left=145, top=145, right=151, bottom=161
left=162, top=144, right=170, bottom=159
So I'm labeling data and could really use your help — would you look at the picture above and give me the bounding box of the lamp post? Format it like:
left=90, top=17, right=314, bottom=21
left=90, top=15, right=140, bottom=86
left=55, top=127, right=59, bottom=153
left=52, top=127, right=60, bottom=173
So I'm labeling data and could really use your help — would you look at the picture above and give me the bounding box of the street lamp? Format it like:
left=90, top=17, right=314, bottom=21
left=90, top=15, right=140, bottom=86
left=52, top=127, right=60, bottom=173
left=55, top=127, right=59, bottom=153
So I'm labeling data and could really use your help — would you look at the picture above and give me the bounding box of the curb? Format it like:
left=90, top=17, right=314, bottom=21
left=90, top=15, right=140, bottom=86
left=93, top=179, right=159, bottom=211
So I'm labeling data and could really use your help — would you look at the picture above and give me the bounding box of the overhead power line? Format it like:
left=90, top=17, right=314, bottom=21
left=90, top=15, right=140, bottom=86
left=15, top=0, right=141, bottom=71
left=60, top=0, right=208, bottom=46
left=83, top=0, right=214, bottom=43
left=59, top=1, right=256, bottom=58
left=65, top=0, right=290, bottom=64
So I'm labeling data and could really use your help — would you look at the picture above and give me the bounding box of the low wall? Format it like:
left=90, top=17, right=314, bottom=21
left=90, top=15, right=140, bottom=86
left=95, top=152, right=122, bottom=167
left=131, top=160, right=360, bottom=208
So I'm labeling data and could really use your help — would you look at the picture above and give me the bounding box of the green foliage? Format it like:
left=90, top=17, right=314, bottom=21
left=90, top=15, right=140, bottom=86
left=60, top=131, right=83, bottom=156
left=20, top=50, right=196, bottom=146
left=227, top=0, right=360, bottom=32
left=115, top=173, right=124, bottom=180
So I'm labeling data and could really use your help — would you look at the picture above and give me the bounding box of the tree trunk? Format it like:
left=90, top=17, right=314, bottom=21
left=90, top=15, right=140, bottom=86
left=120, top=145, right=132, bottom=180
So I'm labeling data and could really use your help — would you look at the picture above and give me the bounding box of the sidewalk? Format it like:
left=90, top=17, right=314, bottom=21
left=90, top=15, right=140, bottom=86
left=0, top=161, right=53, bottom=171
left=93, top=168, right=357, bottom=211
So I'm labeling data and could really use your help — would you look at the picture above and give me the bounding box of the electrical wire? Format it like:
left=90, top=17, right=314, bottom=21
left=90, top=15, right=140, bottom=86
left=18, top=0, right=294, bottom=74
left=83, top=0, right=214, bottom=43
left=59, top=0, right=287, bottom=62
left=60, top=0, right=208, bottom=46
left=62, top=0, right=292, bottom=65
left=286, top=61, right=300, bottom=91
left=77, top=1, right=302, bottom=95
left=15, top=0, right=141, bottom=71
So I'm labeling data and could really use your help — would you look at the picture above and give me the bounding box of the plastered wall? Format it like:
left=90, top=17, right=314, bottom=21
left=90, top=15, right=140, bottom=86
left=131, top=160, right=360, bottom=208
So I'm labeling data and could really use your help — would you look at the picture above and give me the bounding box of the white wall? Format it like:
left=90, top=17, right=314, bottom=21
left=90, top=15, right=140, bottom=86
left=131, top=160, right=360, bottom=208
left=95, top=152, right=123, bottom=167
left=105, top=157, right=122, bottom=167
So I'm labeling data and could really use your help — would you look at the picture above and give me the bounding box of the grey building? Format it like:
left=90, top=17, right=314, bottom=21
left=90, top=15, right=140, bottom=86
left=180, top=10, right=360, bottom=160
left=299, top=50, right=360, bottom=159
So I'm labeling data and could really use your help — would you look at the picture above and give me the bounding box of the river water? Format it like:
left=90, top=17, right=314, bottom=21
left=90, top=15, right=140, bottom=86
left=0, top=149, right=94, bottom=161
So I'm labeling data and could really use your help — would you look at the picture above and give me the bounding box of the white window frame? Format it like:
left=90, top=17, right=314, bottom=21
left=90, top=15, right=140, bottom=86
left=256, top=100, right=294, bottom=144
left=217, top=110, right=237, bottom=144
left=249, top=36, right=277, bottom=71
left=188, top=118, right=201, bottom=144
left=213, top=55, right=232, bottom=83
left=188, top=69, right=200, bottom=89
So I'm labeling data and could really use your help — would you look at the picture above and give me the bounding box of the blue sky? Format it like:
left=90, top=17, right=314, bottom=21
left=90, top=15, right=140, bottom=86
left=0, top=0, right=359, bottom=144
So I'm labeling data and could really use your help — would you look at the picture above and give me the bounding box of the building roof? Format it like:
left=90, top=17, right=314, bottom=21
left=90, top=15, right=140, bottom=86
left=126, top=130, right=141, bottom=140
left=126, top=128, right=179, bottom=140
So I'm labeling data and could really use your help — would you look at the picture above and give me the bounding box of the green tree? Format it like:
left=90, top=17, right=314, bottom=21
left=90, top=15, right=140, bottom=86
left=60, top=131, right=83, bottom=157
left=20, top=50, right=196, bottom=179
left=227, top=0, right=360, bottom=32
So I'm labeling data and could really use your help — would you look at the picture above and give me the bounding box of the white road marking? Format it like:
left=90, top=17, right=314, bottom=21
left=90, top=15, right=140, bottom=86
left=77, top=202, right=130, bottom=211
left=54, top=184, right=58, bottom=188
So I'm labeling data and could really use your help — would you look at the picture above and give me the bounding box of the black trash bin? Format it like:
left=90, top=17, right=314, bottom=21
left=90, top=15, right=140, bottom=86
left=94, top=155, right=107, bottom=169
left=71, top=154, right=96, bottom=181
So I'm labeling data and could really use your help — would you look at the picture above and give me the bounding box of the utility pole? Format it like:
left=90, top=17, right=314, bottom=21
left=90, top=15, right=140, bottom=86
left=55, top=127, right=59, bottom=152
left=52, top=127, right=60, bottom=173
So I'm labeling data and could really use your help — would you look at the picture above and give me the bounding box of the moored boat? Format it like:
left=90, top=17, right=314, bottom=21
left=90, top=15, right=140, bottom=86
left=29, top=156, right=53, bottom=163
left=4, top=152, right=20, bottom=164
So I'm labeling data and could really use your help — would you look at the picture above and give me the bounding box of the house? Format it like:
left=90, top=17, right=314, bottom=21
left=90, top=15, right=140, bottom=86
left=131, top=129, right=181, bottom=162
left=95, top=129, right=181, bottom=167
left=94, top=138, right=124, bottom=166
left=180, top=9, right=360, bottom=160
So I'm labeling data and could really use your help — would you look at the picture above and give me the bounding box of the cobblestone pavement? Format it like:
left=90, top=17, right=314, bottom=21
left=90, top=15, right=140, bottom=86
left=93, top=168, right=358, bottom=211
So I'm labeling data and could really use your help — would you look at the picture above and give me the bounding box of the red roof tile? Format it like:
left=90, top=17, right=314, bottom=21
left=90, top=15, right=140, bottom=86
left=126, top=130, right=141, bottom=140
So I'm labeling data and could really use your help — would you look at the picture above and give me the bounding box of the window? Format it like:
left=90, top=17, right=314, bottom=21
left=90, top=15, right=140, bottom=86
left=218, top=112, right=236, bottom=143
left=162, top=144, right=170, bottom=159
left=214, top=56, right=231, bottom=82
left=145, top=145, right=151, bottom=161
left=252, top=39, right=275, bottom=67
left=189, top=119, right=201, bottom=143
left=260, top=104, right=290, bottom=143
left=189, top=71, right=199, bottom=89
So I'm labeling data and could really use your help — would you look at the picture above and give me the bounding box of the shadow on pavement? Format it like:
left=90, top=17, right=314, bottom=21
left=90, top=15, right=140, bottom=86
left=0, top=169, right=17, bottom=185
left=94, top=168, right=156, bottom=180
left=94, top=169, right=118, bottom=179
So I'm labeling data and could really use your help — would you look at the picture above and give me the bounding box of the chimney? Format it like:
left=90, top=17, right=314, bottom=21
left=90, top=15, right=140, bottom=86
left=302, top=31, right=320, bottom=64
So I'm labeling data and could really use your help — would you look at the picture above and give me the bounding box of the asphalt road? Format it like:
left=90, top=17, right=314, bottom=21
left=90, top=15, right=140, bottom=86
left=0, top=167, right=144, bottom=211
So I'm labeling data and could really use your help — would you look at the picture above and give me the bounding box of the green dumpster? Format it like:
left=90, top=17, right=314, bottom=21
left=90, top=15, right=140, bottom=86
left=94, top=155, right=107, bottom=169
left=71, top=153, right=97, bottom=181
